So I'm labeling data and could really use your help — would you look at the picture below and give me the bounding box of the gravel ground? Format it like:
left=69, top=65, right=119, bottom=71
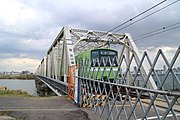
left=0, top=96, right=102, bottom=120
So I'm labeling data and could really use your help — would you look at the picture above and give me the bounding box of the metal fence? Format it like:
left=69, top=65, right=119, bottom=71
left=77, top=47, right=180, bottom=120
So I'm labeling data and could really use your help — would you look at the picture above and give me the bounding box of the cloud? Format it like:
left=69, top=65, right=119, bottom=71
left=0, top=0, right=180, bottom=72
left=19, top=39, right=51, bottom=51
left=139, top=45, right=179, bottom=69
left=0, top=58, right=40, bottom=72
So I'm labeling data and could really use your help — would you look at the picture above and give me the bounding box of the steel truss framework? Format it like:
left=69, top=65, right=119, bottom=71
left=35, top=27, right=180, bottom=119
left=35, top=27, right=157, bottom=89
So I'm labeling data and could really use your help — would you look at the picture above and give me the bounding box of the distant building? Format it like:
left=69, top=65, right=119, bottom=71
left=9, top=71, right=21, bottom=75
left=173, top=68, right=178, bottom=73
left=21, top=70, right=31, bottom=74
left=163, top=65, right=167, bottom=72
left=177, top=67, right=180, bottom=72
left=134, top=66, right=137, bottom=72
left=155, top=69, right=164, bottom=74
left=0, top=71, right=32, bottom=75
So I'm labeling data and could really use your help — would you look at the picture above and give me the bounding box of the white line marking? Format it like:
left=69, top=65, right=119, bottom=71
left=137, top=114, right=180, bottom=120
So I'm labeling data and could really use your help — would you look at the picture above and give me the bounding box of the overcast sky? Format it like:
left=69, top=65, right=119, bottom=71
left=0, top=0, right=179, bottom=72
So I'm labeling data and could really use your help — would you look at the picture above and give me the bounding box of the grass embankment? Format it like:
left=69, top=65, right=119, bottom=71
left=0, top=111, right=11, bottom=116
left=0, top=74, right=34, bottom=79
left=0, top=111, right=22, bottom=120
left=0, top=87, right=31, bottom=97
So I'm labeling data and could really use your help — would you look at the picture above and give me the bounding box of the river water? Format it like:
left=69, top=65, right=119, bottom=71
left=0, top=74, right=179, bottom=96
left=0, top=79, right=37, bottom=96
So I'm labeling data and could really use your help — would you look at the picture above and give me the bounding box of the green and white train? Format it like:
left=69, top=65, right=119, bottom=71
left=76, top=48, right=119, bottom=82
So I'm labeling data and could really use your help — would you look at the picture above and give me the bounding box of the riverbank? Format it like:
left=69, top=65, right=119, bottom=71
left=0, top=74, right=34, bottom=80
left=0, top=79, right=37, bottom=96
left=0, top=87, right=31, bottom=97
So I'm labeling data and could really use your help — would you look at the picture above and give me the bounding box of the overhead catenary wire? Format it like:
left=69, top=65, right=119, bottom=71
left=134, top=21, right=180, bottom=39
left=111, top=22, right=180, bottom=48
left=115, top=0, right=180, bottom=32
left=108, top=0, right=167, bottom=32
left=134, top=25, right=180, bottom=42
left=99, top=0, right=167, bottom=37
left=105, top=0, right=180, bottom=48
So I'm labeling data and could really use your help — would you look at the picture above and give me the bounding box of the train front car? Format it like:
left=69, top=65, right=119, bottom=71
left=76, top=48, right=119, bottom=83
left=91, top=48, right=118, bottom=82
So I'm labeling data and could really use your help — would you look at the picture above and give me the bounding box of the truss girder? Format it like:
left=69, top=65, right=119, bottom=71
left=35, top=27, right=157, bottom=90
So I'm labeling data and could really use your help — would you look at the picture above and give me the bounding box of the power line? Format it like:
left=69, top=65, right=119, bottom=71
left=110, top=22, right=180, bottom=48
left=134, top=21, right=180, bottom=39
left=115, top=0, right=180, bottom=32
left=101, top=0, right=167, bottom=35
left=134, top=25, right=180, bottom=42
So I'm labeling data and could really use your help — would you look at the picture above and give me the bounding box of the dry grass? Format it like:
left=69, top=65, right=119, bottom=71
left=0, top=87, right=31, bottom=97
left=0, top=74, right=34, bottom=80
left=0, top=111, right=11, bottom=116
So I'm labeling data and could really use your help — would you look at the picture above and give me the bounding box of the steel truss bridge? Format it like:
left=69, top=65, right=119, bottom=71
left=35, top=27, right=180, bottom=120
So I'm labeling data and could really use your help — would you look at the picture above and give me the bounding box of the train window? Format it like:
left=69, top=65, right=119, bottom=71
left=91, top=51, right=99, bottom=67
left=92, top=51, right=99, bottom=59
left=100, top=50, right=117, bottom=55
left=91, top=49, right=118, bottom=67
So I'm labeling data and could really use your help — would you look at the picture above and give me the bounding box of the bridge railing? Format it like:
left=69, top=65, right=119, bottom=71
left=35, top=75, right=68, bottom=95
left=76, top=46, right=180, bottom=120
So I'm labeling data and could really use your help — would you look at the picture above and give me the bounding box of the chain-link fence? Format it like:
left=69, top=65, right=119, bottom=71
left=77, top=47, right=180, bottom=120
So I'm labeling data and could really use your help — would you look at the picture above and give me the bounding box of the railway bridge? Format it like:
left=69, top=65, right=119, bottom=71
left=35, top=27, right=180, bottom=120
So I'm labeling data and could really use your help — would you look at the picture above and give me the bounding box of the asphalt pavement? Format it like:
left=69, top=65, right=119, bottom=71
left=0, top=96, right=102, bottom=120
left=0, top=96, right=179, bottom=120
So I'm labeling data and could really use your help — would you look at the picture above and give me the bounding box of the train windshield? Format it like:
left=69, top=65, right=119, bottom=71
left=91, top=49, right=118, bottom=67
